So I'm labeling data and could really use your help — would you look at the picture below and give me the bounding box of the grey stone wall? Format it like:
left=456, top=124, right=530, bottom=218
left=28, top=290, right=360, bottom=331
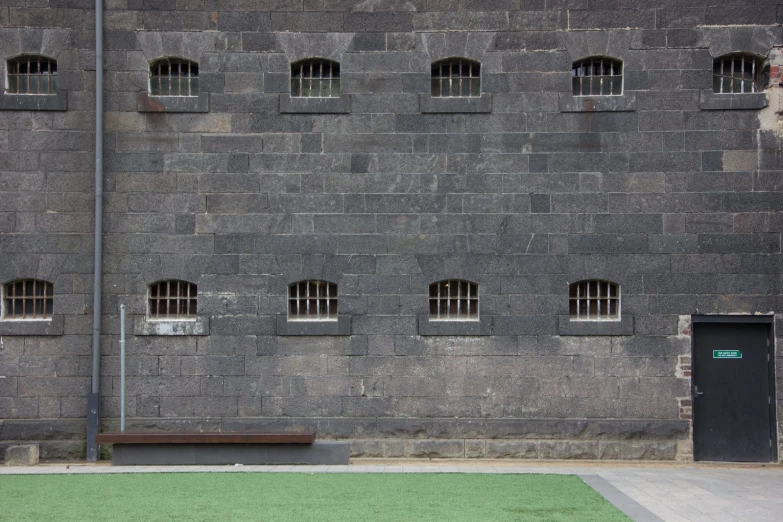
left=0, top=2, right=781, bottom=461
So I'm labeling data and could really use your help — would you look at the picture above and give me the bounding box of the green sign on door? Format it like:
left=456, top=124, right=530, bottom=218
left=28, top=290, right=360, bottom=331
left=713, top=350, right=742, bottom=359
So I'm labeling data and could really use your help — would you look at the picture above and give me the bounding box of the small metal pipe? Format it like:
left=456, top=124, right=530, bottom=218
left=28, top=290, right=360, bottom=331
left=120, top=304, right=125, bottom=433
left=86, top=0, right=104, bottom=462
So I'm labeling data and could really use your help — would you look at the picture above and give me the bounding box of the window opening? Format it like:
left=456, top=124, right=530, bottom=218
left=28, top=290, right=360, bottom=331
left=6, top=55, right=57, bottom=95
left=288, top=280, right=338, bottom=320
left=2, top=279, right=53, bottom=320
left=571, top=57, right=622, bottom=96
left=569, top=280, right=620, bottom=320
left=713, top=54, right=765, bottom=94
left=429, top=280, right=478, bottom=320
left=148, top=280, right=198, bottom=320
left=150, top=58, right=199, bottom=96
left=291, top=59, right=340, bottom=98
left=431, top=58, right=481, bottom=97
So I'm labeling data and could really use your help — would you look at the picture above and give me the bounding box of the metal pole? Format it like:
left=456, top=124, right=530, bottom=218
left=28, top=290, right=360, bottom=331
left=119, top=304, right=125, bottom=433
left=86, top=0, right=104, bottom=461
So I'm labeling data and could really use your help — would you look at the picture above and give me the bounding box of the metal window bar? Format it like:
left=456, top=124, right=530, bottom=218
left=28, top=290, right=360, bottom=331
left=713, top=55, right=760, bottom=94
left=289, top=281, right=338, bottom=320
left=149, top=281, right=197, bottom=319
left=569, top=281, right=619, bottom=320
left=7, top=56, right=57, bottom=95
left=572, top=57, right=622, bottom=96
left=431, top=59, right=480, bottom=98
left=3, top=279, right=53, bottom=320
left=291, top=60, right=340, bottom=98
left=429, top=280, right=478, bottom=320
left=150, top=59, right=198, bottom=96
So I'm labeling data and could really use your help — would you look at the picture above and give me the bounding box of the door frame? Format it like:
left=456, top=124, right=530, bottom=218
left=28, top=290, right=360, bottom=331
left=691, top=315, right=777, bottom=462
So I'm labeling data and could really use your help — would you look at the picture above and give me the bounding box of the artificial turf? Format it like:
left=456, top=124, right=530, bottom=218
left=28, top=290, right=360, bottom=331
left=0, top=473, right=630, bottom=521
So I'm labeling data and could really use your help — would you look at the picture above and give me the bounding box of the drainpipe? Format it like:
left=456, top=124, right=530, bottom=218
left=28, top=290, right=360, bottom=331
left=86, top=0, right=104, bottom=462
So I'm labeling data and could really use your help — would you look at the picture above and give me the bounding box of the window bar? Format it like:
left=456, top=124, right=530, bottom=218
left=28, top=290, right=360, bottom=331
left=459, top=59, right=464, bottom=98
left=161, top=281, right=166, bottom=319
left=320, top=61, right=325, bottom=98
left=599, top=58, right=603, bottom=96
left=306, top=281, right=310, bottom=318
left=327, top=281, right=332, bottom=318
left=441, top=61, right=445, bottom=97
left=437, top=281, right=441, bottom=319
left=32, top=280, right=38, bottom=319
left=308, top=61, right=312, bottom=98
left=586, top=282, right=591, bottom=318
left=41, top=280, right=47, bottom=319
left=183, top=281, right=189, bottom=318
left=597, top=281, right=604, bottom=317
left=454, top=280, right=459, bottom=317
left=8, top=282, right=15, bottom=319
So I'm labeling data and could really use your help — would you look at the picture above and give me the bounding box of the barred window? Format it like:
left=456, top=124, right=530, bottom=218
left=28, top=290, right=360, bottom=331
left=291, top=59, right=340, bottom=98
left=150, top=58, right=199, bottom=96
left=572, top=57, right=622, bottom=96
left=429, top=280, right=478, bottom=320
left=431, top=58, right=481, bottom=97
left=148, top=280, right=197, bottom=320
left=1, top=279, right=53, bottom=320
left=288, top=280, right=338, bottom=320
left=6, top=55, right=57, bottom=95
left=569, top=280, right=620, bottom=320
left=713, top=53, right=765, bottom=94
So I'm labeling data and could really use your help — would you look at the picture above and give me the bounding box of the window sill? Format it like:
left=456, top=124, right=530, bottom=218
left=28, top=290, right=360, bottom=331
left=279, top=94, right=351, bottom=114
left=133, top=316, right=210, bottom=336
left=558, top=315, right=633, bottom=336
left=276, top=315, right=351, bottom=336
left=137, top=92, right=209, bottom=113
left=0, top=91, right=67, bottom=111
left=699, top=91, right=767, bottom=110
left=0, top=315, right=64, bottom=335
left=417, top=315, right=493, bottom=336
left=559, top=92, right=636, bottom=112
left=420, top=93, right=492, bottom=113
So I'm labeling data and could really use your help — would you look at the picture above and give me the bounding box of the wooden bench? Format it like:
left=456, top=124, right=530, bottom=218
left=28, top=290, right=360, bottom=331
left=96, top=431, right=348, bottom=466
left=96, top=432, right=315, bottom=445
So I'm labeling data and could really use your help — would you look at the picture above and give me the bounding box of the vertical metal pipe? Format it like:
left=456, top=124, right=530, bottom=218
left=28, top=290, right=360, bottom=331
left=120, top=304, right=125, bottom=433
left=86, top=0, right=104, bottom=462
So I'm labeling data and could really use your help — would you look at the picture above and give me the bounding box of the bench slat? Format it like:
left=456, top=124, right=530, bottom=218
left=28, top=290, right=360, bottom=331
left=96, top=432, right=315, bottom=444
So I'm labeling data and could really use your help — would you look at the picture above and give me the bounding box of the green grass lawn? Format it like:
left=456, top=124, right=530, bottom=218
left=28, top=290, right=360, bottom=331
left=0, top=473, right=629, bottom=522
